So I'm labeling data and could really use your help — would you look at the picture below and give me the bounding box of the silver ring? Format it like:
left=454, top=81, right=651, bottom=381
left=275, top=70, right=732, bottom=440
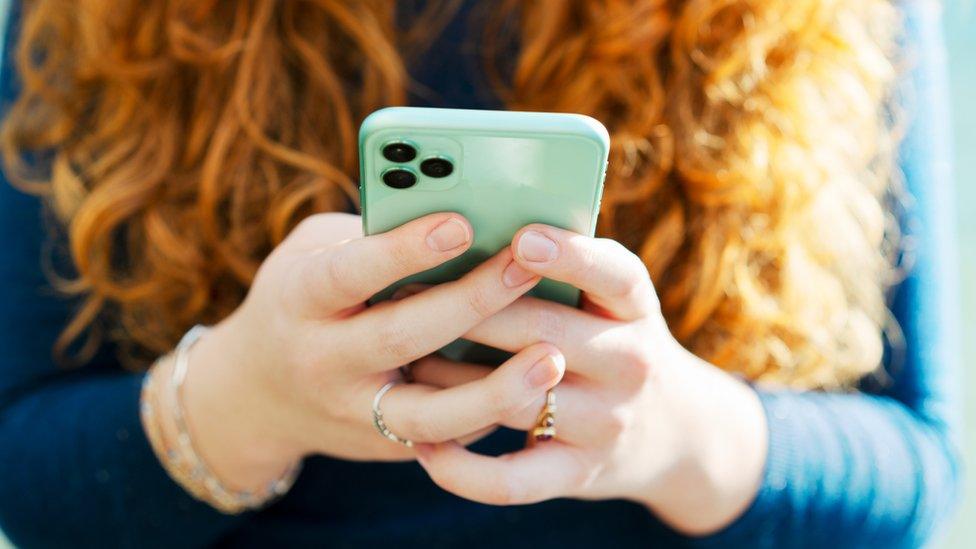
left=372, top=380, right=413, bottom=447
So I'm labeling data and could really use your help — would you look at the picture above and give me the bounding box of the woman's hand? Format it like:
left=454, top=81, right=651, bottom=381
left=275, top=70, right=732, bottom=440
left=150, top=213, right=566, bottom=495
left=410, top=224, right=769, bottom=535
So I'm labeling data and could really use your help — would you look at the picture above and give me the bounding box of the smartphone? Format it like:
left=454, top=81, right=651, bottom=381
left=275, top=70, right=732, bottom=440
left=360, top=106, right=609, bottom=303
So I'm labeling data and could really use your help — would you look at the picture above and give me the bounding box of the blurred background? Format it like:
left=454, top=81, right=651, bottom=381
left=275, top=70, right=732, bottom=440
left=0, top=1, right=972, bottom=547
left=943, top=0, right=975, bottom=546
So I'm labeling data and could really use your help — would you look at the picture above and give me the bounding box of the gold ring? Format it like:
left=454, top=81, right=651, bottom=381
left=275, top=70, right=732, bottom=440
left=531, top=389, right=557, bottom=442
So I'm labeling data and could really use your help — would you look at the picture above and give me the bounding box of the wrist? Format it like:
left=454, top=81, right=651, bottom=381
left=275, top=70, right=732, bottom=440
left=641, top=345, right=768, bottom=536
left=156, top=318, right=305, bottom=493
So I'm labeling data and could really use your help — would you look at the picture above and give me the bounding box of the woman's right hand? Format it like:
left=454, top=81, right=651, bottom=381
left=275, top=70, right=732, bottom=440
left=149, top=212, right=566, bottom=493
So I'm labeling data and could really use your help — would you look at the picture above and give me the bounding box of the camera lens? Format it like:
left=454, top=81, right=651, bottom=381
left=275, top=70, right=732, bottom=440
left=382, top=142, right=417, bottom=163
left=382, top=168, right=417, bottom=189
left=420, top=158, right=454, bottom=178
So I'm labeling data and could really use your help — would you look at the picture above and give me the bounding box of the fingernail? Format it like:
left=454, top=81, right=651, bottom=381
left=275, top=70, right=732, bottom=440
left=427, top=219, right=470, bottom=252
left=517, top=231, right=557, bottom=263
left=524, top=354, right=561, bottom=389
left=502, top=260, right=536, bottom=288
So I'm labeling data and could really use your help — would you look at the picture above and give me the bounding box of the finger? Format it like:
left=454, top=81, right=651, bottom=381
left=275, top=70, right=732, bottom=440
left=415, top=441, right=589, bottom=505
left=456, top=425, right=499, bottom=447
left=511, top=225, right=657, bottom=321
left=341, top=248, right=540, bottom=371
left=412, top=355, right=603, bottom=445
left=410, top=354, right=495, bottom=387
left=290, top=213, right=473, bottom=314
left=377, top=344, right=565, bottom=443
left=461, top=296, right=625, bottom=379
left=279, top=213, right=363, bottom=253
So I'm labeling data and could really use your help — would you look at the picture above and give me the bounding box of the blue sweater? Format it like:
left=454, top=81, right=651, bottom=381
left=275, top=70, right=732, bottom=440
left=0, top=2, right=963, bottom=548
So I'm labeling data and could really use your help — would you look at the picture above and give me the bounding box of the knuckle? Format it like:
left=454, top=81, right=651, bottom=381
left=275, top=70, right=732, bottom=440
left=608, top=271, right=644, bottom=303
left=291, top=213, right=326, bottom=238
left=384, top=235, right=421, bottom=273
left=601, top=408, right=628, bottom=440
left=530, top=304, right=566, bottom=343
left=286, top=256, right=324, bottom=312
left=609, top=239, right=641, bottom=264
left=464, top=283, right=497, bottom=320
left=621, top=277, right=645, bottom=302
left=572, top=241, right=599, bottom=276
left=322, top=250, right=361, bottom=303
left=605, top=242, right=650, bottom=297
left=377, top=321, right=424, bottom=362
left=484, top=383, right=521, bottom=419
left=617, top=348, right=652, bottom=387
left=290, top=213, right=351, bottom=244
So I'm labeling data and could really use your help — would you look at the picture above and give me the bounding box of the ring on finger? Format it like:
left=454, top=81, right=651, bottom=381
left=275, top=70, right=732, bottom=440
left=372, top=379, right=414, bottom=447
left=531, top=389, right=557, bottom=442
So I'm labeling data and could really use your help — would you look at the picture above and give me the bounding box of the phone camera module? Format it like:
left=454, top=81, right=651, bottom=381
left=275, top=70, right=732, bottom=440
left=420, top=158, right=454, bottom=178
left=382, top=168, right=417, bottom=189
left=382, top=142, right=417, bottom=163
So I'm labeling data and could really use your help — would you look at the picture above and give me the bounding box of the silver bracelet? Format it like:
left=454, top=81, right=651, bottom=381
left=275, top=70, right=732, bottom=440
left=168, top=325, right=301, bottom=513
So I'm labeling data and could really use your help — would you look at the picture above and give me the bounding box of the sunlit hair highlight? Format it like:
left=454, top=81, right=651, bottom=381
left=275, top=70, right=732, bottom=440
left=2, top=0, right=901, bottom=388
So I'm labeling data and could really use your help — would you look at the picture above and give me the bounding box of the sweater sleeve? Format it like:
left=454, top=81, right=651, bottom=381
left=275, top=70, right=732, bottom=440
left=696, top=2, right=963, bottom=547
left=0, top=4, right=242, bottom=547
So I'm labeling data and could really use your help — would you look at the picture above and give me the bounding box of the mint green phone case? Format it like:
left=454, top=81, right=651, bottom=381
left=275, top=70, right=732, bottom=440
left=359, top=106, right=609, bottom=307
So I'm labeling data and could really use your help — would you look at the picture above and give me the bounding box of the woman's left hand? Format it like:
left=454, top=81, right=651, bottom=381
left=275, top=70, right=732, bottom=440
left=409, top=224, right=769, bottom=535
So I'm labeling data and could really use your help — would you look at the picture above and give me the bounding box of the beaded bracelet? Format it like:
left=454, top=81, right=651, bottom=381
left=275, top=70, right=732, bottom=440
left=141, top=325, right=301, bottom=514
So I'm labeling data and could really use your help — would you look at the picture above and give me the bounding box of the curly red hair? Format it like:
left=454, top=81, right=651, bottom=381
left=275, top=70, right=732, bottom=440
left=1, top=0, right=902, bottom=388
